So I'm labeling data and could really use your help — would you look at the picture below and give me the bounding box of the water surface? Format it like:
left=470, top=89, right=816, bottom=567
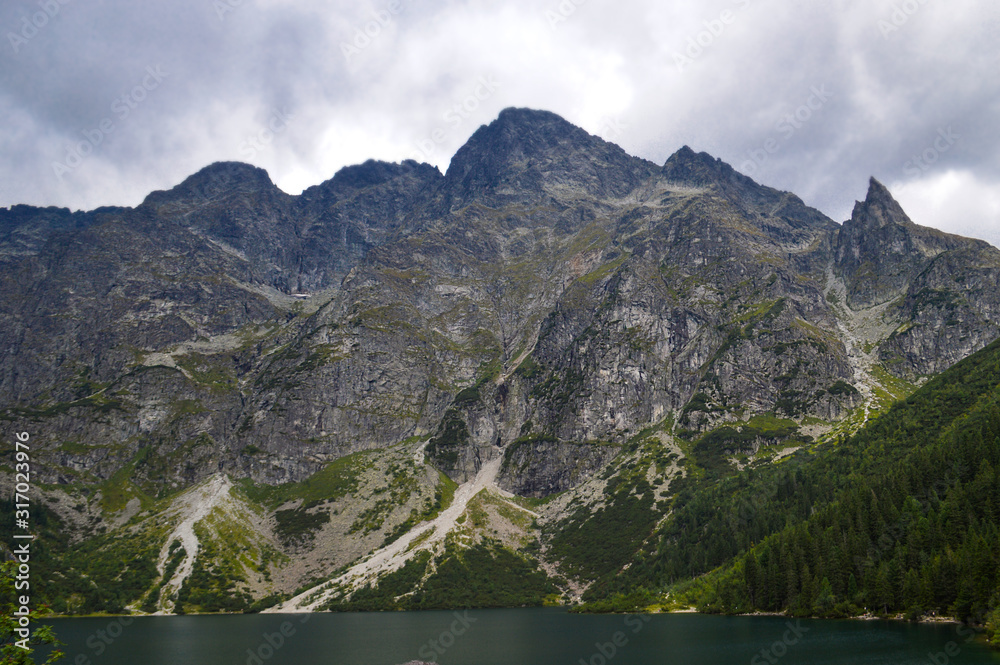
left=45, top=609, right=1000, bottom=665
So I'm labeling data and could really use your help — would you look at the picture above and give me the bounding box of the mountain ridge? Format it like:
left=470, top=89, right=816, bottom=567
left=2, top=107, right=1000, bottom=618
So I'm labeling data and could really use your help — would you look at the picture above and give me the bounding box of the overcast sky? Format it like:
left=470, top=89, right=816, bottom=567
left=1, top=0, right=998, bottom=243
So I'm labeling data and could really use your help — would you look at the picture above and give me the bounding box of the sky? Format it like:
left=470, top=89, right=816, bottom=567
left=1, top=0, right=998, bottom=243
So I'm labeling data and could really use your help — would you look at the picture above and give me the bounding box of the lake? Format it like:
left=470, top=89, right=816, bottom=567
left=43, top=609, right=1000, bottom=665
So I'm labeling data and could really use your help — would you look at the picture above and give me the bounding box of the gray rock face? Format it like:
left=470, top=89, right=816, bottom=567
left=443, top=107, right=659, bottom=208
left=834, top=178, right=968, bottom=309
left=142, top=158, right=443, bottom=292
left=497, top=437, right=620, bottom=497
left=833, top=178, right=1000, bottom=377
left=878, top=243, right=1000, bottom=377
left=2, top=108, right=999, bottom=501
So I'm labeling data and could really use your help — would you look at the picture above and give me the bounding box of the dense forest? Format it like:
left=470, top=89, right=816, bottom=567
left=579, top=338, right=1000, bottom=642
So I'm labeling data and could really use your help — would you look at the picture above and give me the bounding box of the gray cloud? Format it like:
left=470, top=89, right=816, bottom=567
left=1, top=0, right=998, bottom=244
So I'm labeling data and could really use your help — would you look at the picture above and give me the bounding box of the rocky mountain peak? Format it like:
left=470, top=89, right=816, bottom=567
left=661, top=145, right=741, bottom=187
left=835, top=177, right=972, bottom=308
left=659, top=146, right=835, bottom=238
left=442, top=107, right=657, bottom=206
left=141, top=161, right=277, bottom=208
left=302, top=159, right=442, bottom=204
left=847, top=177, right=914, bottom=231
left=660, top=145, right=775, bottom=201
left=331, top=159, right=413, bottom=191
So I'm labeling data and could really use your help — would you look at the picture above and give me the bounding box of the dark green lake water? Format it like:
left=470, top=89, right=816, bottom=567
left=43, top=609, right=1000, bottom=665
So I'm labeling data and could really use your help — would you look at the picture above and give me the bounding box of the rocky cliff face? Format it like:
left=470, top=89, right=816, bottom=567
left=835, top=177, right=966, bottom=309
left=443, top=107, right=658, bottom=208
left=834, top=178, right=1000, bottom=378
left=2, top=107, right=999, bottom=501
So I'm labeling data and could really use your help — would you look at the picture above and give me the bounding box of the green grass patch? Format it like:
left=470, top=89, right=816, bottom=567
left=235, top=451, right=370, bottom=508
left=514, top=355, right=542, bottom=380
left=3, top=393, right=125, bottom=420
left=57, top=441, right=97, bottom=455
left=99, top=456, right=156, bottom=514
left=578, top=252, right=629, bottom=286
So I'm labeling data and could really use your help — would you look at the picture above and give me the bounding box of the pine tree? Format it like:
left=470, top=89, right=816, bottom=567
left=814, top=577, right=835, bottom=616
left=874, top=562, right=893, bottom=615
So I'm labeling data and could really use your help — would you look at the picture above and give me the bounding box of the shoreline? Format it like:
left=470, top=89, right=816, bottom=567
left=39, top=605, right=972, bottom=629
left=571, top=604, right=972, bottom=627
left=733, top=609, right=963, bottom=626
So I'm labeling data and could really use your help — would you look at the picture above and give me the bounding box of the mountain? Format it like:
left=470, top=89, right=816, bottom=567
left=442, top=107, right=658, bottom=206
left=2, top=108, right=999, bottom=620
left=594, top=335, right=1000, bottom=631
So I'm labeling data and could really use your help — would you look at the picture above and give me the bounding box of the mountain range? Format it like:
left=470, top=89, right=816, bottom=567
left=2, top=107, right=999, bottom=623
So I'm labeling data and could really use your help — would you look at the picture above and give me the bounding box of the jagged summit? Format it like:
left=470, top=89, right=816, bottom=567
left=331, top=158, right=441, bottom=192
left=442, top=107, right=657, bottom=206
left=840, top=175, right=972, bottom=249
left=329, top=159, right=417, bottom=192
left=661, top=145, right=742, bottom=187
left=847, top=177, right=914, bottom=230
left=141, top=161, right=277, bottom=208
left=834, top=176, right=973, bottom=308
left=301, top=158, right=442, bottom=203
left=660, top=144, right=835, bottom=236
left=493, top=106, right=575, bottom=131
